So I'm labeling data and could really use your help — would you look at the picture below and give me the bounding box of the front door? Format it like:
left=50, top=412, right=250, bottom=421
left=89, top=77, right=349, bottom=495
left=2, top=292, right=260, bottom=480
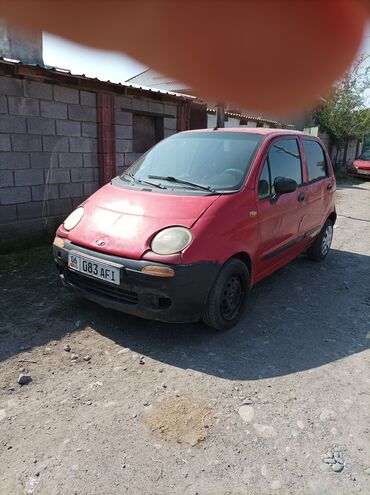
left=255, top=137, right=308, bottom=278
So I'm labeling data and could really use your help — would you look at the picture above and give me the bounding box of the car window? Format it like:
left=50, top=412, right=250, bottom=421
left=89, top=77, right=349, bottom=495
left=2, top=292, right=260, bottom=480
left=359, top=150, right=370, bottom=161
left=302, top=139, right=328, bottom=182
left=258, top=160, right=271, bottom=199
left=268, top=138, right=302, bottom=188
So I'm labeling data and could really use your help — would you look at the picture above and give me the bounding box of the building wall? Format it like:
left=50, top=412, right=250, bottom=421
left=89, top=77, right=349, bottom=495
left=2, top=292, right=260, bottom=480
left=0, top=73, right=180, bottom=239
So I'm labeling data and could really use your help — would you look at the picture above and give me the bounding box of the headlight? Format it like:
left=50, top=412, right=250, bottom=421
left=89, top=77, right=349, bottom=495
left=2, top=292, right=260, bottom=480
left=63, top=207, right=85, bottom=231
left=151, top=227, right=192, bottom=255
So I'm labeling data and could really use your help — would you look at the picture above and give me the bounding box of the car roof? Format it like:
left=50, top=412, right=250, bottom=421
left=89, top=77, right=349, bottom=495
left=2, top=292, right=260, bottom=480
left=180, top=128, right=311, bottom=137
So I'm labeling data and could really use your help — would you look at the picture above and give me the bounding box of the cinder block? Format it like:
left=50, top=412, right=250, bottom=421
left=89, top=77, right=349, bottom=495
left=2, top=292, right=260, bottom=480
left=70, top=137, right=95, bottom=153
left=68, top=105, right=97, bottom=122
left=11, top=135, right=42, bottom=152
left=40, top=101, right=67, bottom=119
left=0, top=186, right=31, bottom=205
left=124, top=153, right=142, bottom=166
left=0, top=170, right=14, bottom=188
left=8, top=97, right=40, bottom=116
left=14, top=169, right=44, bottom=186
left=0, top=205, right=17, bottom=224
left=93, top=168, right=100, bottom=182
left=31, top=184, right=59, bottom=201
left=56, top=120, right=81, bottom=137
left=115, top=153, right=125, bottom=167
left=54, top=86, right=79, bottom=104
left=24, top=80, right=53, bottom=100
left=164, top=104, right=178, bottom=117
left=83, top=153, right=99, bottom=167
left=116, top=125, right=133, bottom=139
left=30, top=152, right=58, bottom=169
left=83, top=182, right=99, bottom=196
left=115, top=111, right=133, bottom=125
left=0, top=135, right=11, bottom=151
left=116, top=139, right=133, bottom=153
left=80, top=91, right=96, bottom=106
left=71, top=168, right=94, bottom=183
left=27, top=117, right=56, bottom=136
left=0, top=115, right=26, bottom=134
left=132, top=99, right=149, bottom=112
left=164, top=129, right=177, bottom=138
left=115, top=95, right=133, bottom=109
left=148, top=101, right=164, bottom=114
left=59, top=182, right=84, bottom=198
left=46, top=198, right=72, bottom=216
left=17, top=201, right=45, bottom=220
left=59, top=152, right=83, bottom=168
left=164, top=117, right=177, bottom=130
left=0, top=152, right=30, bottom=170
left=0, top=76, right=23, bottom=96
left=72, top=197, right=84, bottom=209
left=43, top=136, right=69, bottom=152
left=0, top=95, right=8, bottom=113
left=82, top=123, right=97, bottom=138
left=45, top=168, right=70, bottom=184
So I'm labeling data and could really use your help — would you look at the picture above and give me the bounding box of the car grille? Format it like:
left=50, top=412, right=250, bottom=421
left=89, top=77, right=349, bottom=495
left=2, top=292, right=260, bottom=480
left=64, top=269, right=139, bottom=305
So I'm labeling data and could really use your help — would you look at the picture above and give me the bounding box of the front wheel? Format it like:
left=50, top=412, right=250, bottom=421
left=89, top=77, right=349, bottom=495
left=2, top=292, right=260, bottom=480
left=307, top=219, right=333, bottom=261
left=202, top=258, right=250, bottom=330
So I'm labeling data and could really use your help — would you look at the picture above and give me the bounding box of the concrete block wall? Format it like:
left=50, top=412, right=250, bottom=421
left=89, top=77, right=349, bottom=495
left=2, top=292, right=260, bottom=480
left=0, top=75, right=100, bottom=238
left=0, top=73, right=181, bottom=238
left=114, top=96, right=178, bottom=175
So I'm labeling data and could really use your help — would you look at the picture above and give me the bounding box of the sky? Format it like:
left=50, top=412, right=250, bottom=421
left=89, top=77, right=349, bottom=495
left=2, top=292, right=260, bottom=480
left=44, top=26, right=370, bottom=92
left=43, top=32, right=146, bottom=83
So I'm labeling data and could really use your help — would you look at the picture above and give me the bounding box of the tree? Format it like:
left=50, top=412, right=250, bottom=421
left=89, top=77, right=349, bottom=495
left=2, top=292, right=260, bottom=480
left=314, top=54, right=370, bottom=167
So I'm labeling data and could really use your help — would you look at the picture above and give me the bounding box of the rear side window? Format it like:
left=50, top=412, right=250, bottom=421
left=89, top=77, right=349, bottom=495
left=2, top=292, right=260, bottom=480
left=268, top=138, right=302, bottom=187
left=302, top=139, right=329, bottom=182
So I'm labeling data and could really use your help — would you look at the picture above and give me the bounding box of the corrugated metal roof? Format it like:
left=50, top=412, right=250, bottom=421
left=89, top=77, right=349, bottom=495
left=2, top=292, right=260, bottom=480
left=207, top=107, right=280, bottom=126
left=126, top=68, right=191, bottom=94
left=0, top=57, right=195, bottom=100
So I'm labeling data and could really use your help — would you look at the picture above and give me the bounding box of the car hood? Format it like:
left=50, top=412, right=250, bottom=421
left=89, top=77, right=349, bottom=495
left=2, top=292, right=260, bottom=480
left=353, top=159, right=370, bottom=169
left=63, top=182, right=220, bottom=259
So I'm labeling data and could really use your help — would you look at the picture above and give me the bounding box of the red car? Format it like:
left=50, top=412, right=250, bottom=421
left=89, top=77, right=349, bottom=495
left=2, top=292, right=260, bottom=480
left=346, top=149, right=370, bottom=178
left=53, top=129, right=336, bottom=330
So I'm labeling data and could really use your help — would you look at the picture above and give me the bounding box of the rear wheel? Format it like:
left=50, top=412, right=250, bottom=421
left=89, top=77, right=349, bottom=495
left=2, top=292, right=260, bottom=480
left=202, top=258, right=250, bottom=330
left=307, top=219, right=333, bottom=261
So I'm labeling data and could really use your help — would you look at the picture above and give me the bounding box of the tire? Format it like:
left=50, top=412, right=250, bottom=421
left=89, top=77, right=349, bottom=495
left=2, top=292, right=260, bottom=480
left=307, top=219, right=333, bottom=261
left=202, top=258, right=250, bottom=330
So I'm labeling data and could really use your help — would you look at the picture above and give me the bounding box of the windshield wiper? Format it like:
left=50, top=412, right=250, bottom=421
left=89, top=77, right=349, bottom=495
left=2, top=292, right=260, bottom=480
left=122, top=173, right=166, bottom=189
left=148, top=175, right=216, bottom=192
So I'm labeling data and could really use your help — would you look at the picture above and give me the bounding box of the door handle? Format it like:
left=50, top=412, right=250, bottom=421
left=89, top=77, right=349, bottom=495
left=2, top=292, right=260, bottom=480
left=298, top=193, right=305, bottom=202
left=327, top=184, right=333, bottom=191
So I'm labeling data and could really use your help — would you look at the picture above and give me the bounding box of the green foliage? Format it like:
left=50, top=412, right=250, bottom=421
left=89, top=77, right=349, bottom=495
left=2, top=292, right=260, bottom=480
left=314, top=55, right=370, bottom=146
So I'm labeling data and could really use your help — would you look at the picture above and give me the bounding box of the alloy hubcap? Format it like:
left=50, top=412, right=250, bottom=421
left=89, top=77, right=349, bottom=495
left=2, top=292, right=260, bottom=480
left=321, top=224, right=333, bottom=255
left=221, top=275, right=243, bottom=320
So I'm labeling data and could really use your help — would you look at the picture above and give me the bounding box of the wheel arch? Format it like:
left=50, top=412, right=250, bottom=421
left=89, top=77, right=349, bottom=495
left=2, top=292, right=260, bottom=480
left=228, top=252, right=252, bottom=278
left=328, top=210, right=337, bottom=225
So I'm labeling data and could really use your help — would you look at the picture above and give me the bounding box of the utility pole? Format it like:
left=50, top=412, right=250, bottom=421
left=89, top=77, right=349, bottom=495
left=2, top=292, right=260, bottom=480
left=216, top=102, right=225, bottom=128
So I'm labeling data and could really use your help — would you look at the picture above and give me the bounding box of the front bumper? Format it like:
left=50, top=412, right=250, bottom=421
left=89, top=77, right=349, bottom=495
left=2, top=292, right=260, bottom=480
left=53, top=240, right=221, bottom=323
left=346, top=167, right=370, bottom=178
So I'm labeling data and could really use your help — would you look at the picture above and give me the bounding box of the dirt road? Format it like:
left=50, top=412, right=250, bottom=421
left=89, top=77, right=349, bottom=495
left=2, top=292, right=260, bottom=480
left=0, top=181, right=369, bottom=495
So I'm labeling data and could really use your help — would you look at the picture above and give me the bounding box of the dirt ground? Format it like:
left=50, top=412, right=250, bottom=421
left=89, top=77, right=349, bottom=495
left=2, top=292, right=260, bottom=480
left=0, top=181, right=369, bottom=495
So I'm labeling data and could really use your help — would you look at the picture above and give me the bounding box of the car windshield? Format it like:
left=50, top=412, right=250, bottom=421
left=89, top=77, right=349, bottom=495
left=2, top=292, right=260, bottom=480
left=359, top=150, right=370, bottom=161
left=121, top=131, right=264, bottom=193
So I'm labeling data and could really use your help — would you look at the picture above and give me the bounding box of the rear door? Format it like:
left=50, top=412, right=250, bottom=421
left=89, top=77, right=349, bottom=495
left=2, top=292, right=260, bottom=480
left=255, top=137, right=308, bottom=276
left=300, top=138, right=335, bottom=233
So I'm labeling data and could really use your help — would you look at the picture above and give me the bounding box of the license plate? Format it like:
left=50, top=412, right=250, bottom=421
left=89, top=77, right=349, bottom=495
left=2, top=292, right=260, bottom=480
left=68, top=252, right=121, bottom=285
left=358, top=170, right=370, bottom=175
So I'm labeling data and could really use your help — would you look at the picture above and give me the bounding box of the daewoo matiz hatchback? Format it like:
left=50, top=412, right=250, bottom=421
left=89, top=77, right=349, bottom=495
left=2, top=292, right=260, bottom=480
left=53, top=129, right=336, bottom=330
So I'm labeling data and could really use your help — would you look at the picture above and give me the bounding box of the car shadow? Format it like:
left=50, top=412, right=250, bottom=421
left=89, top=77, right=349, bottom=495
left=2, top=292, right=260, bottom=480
left=1, top=248, right=369, bottom=381
left=90, top=248, right=370, bottom=380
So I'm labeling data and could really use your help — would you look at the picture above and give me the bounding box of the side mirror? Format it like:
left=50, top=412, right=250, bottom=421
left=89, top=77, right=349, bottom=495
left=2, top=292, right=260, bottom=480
left=274, top=176, right=297, bottom=195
